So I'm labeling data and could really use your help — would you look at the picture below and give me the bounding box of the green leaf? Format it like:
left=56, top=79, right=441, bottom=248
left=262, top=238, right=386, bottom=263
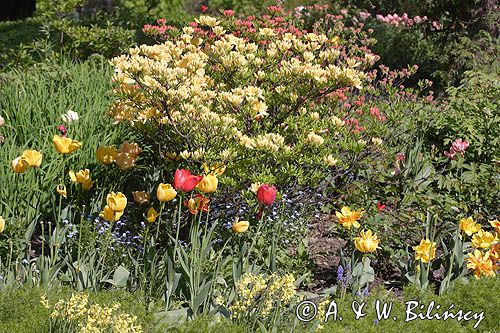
left=104, top=265, right=129, bottom=288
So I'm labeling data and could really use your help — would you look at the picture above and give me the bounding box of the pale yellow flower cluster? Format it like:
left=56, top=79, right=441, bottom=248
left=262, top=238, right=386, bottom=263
left=233, top=129, right=287, bottom=153
left=229, top=273, right=297, bottom=319
left=43, top=293, right=143, bottom=333
left=50, top=293, right=89, bottom=321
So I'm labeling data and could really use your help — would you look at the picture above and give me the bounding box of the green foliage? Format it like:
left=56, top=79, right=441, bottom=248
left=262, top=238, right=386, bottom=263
left=315, top=277, right=500, bottom=332
left=0, top=0, right=135, bottom=70
left=115, top=0, right=191, bottom=26
left=0, top=287, right=152, bottom=332
left=431, top=70, right=500, bottom=163
left=0, top=58, right=125, bottom=258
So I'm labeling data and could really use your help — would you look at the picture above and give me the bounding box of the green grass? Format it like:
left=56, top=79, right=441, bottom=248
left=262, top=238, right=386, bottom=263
left=311, top=277, right=500, bottom=333
left=0, top=277, right=498, bottom=332
left=0, top=58, right=126, bottom=255
left=0, top=287, right=151, bottom=333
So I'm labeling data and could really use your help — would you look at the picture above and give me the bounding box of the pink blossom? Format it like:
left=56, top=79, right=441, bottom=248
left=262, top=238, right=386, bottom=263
left=432, top=21, right=442, bottom=30
left=57, top=125, right=67, bottom=137
left=359, top=11, right=371, bottom=20
left=444, top=138, right=469, bottom=159
left=451, top=138, right=469, bottom=154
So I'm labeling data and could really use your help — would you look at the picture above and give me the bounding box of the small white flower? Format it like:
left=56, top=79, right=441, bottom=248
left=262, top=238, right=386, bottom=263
left=61, top=110, right=79, bottom=123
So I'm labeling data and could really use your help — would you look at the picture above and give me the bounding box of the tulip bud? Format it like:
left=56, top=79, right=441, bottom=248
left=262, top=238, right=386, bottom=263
left=56, top=184, right=67, bottom=198
left=21, top=150, right=43, bottom=168
left=256, top=184, right=277, bottom=206
left=11, top=156, right=29, bottom=174
left=0, top=115, right=5, bottom=127
left=57, top=125, right=67, bottom=137
left=0, top=216, right=5, bottom=233
left=106, top=192, right=127, bottom=212
left=53, top=135, right=81, bottom=154
left=232, top=218, right=249, bottom=233
left=196, top=174, right=218, bottom=193
left=115, top=152, right=136, bottom=171
left=132, top=191, right=151, bottom=205
left=173, top=169, right=203, bottom=192
left=96, top=146, right=118, bottom=164
left=157, top=183, right=177, bottom=202
left=146, top=207, right=159, bottom=223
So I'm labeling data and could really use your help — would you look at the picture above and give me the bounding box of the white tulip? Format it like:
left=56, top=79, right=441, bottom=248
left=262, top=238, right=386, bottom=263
left=61, top=110, right=79, bottom=123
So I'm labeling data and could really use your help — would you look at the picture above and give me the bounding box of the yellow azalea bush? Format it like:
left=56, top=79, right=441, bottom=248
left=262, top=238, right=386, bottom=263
left=108, top=14, right=376, bottom=184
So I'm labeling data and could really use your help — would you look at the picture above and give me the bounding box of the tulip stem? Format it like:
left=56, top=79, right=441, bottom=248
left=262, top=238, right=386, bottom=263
left=172, top=196, right=183, bottom=263
left=155, top=203, right=165, bottom=240
left=40, top=222, right=45, bottom=259
left=246, top=209, right=265, bottom=268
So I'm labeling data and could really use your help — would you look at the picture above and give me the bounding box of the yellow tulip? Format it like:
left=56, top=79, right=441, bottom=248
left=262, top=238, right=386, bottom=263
left=471, top=229, right=497, bottom=249
left=11, top=156, right=29, bottom=173
left=96, top=146, right=118, bottom=164
left=132, top=191, right=150, bottom=205
left=52, top=135, right=81, bottom=154
left=146, top=207, right=159, bottom=223
left=0, top=216, right=5, bottom=233
left=196, top=174, right=218, bottom=193
left=232, top=218, right=249, bottom=233
left=21, top=149, right=43, bottom=167
left=115, top=152, right=136, bottom=171
left=460, top=217, right=481, bottom=236
left=56, top=184, right=67, bottom=198
left=157, top=183, right=177, bottom=202
left=100, top=205, right=123, bottom=222
left=413, top=239, right=436, bottom=263
left=354, top=229, right=380, bottom=253
left=466, top=249, right=495, bottom=279
left=106, top=192, right=127, bottom=212
left=69, top=169, right=94, bottom=190
left=489, top=219, right=500, bottom=234
left=81, top=180, right=94, bottom=191
left=335, top=206, right=363, bottom=229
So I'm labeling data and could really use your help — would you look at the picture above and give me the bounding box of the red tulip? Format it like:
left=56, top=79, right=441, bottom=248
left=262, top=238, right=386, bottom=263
left=256, top=184, right=277, bottom=206
left=173, top=169, right=203, bottom=192
left=201, top=4, right=208, bottom=12
left=184, top=194, right=210, bottom=215
left=377, top=202, right=387, bottom=212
